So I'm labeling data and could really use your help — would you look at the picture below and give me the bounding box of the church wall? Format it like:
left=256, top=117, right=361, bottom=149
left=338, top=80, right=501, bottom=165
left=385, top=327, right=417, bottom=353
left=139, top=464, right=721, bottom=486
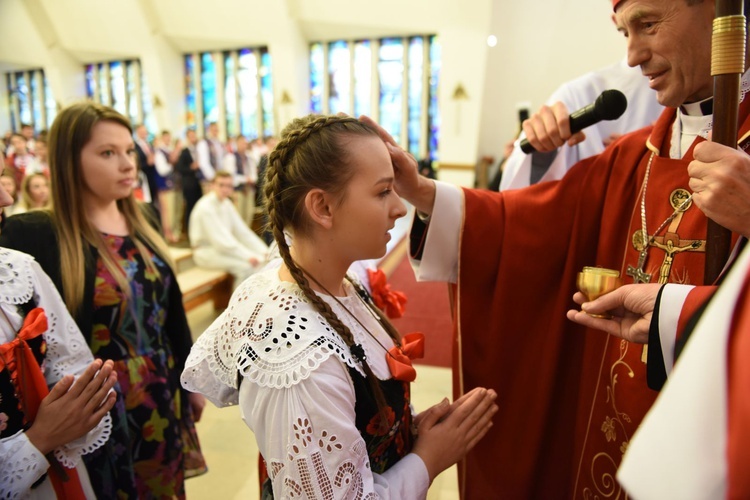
left=0, top=0, right=628, bottom=185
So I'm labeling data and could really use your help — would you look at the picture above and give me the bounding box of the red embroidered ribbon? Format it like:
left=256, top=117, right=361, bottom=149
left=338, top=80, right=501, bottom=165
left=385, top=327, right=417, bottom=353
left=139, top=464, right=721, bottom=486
left=386, top=332, right=425, bottom=382
left=367, top=269, right=407, bottom=319
left=0, top=308, right=86, bottom=499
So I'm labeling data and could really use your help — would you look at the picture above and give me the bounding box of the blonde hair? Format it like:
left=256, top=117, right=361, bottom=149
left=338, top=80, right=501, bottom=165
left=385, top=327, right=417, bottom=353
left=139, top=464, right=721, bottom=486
left=48, top=101, right=174, bottom=314
left=19, top=173, right=52, bottom=211
left=213, top=170, right=233, bottom=181
left=0, top=169, right=18, bottom=200
left=263, top=114, right=402, bottom=425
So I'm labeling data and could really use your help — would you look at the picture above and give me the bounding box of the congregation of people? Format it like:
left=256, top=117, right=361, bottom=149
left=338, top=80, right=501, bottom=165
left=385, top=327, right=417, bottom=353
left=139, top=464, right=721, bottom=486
left=3, top=0, right=750, bottom=498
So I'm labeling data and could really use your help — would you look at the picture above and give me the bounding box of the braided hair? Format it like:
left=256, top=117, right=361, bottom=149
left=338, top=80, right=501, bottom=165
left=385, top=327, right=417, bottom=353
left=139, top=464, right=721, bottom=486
left=263, top=114, right=402, bottom=427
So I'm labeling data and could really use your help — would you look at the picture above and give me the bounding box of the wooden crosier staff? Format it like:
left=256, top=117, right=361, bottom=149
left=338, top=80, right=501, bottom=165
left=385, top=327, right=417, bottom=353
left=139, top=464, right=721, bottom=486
left=706, top=0, right=746, bottom=283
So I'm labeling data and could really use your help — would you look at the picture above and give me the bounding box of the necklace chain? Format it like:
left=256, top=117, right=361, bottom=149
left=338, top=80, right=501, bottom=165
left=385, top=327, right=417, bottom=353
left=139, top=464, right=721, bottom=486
left=297, top=265, right=398, bottom=359
left=637, top=151, right=694, bottom=260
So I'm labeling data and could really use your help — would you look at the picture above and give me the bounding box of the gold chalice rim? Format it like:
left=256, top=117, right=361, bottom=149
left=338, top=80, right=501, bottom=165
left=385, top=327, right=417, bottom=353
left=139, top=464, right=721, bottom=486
left=580, top=266, right=621, bottom=277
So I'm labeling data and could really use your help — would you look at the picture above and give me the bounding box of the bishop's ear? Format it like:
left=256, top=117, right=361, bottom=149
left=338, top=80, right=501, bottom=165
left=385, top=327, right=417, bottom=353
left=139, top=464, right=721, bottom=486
left=304, top=188, right=335, bottom=229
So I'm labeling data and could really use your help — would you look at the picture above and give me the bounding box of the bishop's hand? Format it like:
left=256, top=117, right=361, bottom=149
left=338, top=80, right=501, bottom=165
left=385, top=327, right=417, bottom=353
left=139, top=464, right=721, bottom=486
left=359, top=115, right=436, bottom=215
left=566, top=284, right=662, bottom=344
left=689, top=141, right=750, bottom=238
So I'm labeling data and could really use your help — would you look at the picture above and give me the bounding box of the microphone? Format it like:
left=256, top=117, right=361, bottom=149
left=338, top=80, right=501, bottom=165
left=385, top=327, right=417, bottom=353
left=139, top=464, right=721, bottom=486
left=519, top=89, right=628, bottom=154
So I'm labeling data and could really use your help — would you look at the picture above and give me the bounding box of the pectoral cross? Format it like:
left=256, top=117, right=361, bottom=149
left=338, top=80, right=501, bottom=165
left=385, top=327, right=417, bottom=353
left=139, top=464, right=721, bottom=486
left=626, top=250, right=652, bottom=284
left=651, top=238, right=704, bottom=285
left=628, top=252, right=653, bottom=364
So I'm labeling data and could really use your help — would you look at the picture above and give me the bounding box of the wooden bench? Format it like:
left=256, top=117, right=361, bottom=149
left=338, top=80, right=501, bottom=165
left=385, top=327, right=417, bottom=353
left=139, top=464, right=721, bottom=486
left=177, top=267, right=233, bottom=312
left=169, top=246, right=195, bottom=273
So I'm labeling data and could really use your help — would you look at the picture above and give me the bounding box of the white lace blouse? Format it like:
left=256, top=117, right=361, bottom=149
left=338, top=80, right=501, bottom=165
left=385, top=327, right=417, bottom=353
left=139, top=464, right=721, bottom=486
left=0, top=248, right=112, bottom=499
left=182, top=268, right=430, bottom=499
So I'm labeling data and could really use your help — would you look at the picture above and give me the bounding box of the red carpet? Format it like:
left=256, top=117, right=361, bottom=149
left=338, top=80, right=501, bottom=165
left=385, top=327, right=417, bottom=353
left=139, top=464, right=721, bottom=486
left=384, top=248, right=452, bottom=368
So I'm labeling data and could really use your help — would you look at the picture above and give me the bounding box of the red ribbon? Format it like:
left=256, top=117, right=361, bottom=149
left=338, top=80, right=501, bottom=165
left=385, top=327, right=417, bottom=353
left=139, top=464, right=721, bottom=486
left=386, top=332, right=425, bottom=382
left=0, top=308, right=86, bottom=499
left=367, top=269, right=407, bottom=319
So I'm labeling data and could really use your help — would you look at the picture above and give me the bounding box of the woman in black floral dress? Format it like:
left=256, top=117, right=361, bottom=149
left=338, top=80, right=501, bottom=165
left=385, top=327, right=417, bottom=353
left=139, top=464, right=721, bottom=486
left=1, top=102, right=206, bottom=499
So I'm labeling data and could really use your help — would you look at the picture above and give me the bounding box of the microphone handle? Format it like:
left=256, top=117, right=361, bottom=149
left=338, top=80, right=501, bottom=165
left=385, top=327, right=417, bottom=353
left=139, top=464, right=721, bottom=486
left=519, top=102, right=601, bottom=154
left=568, top=102, right=600, bottom=133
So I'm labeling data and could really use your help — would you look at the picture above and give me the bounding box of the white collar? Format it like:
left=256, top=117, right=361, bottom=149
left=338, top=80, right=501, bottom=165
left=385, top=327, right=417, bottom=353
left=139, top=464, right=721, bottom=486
left=182, top=268, right=393, bottom=406
left=0, top=248, right=35, bottom=305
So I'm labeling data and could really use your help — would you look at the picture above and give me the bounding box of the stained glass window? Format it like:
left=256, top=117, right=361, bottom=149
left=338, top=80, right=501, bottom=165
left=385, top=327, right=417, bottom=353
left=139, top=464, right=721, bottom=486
left=110, top=61, right=127, bottom=116
left=238, top=49, right=259, bottom=138
left=260, top=50, right=274, bottom=137
left=407, top=37, right=424, bottom=157
left=81, top=60, right=156, bottom=132
left=126, top=61, right=139, bottom=126
left=30, top=72, right=43, bottom=131
left=201, top=52, right=218, bottom=130
left=98, top=63, right=110, bottom=106
left=309, top=35, right=439, bottom=159
left=15, top=73, right=32, bottom=126
left=140, top=67, right=157, bottom=134
left=309, top=42, right=324, bottom=114
left=44, top=76, right=56, bottom=129
left=7, top=74, right=17, bottom=131
left=85, top=65, right=96, bottom=99
left=184, top=47, right=274, bottom=138
left=353, top=41, right=372, bottom=118
left=224, top=52, right=238, bottom=137
left=328, top=41, right=350, bottom=115
left=184, top=55, right=197, bottom=129
left=378, top=38, right=404, bottom=143
left=428, top=36, right=441, bottom=161
left=5, top=69, right=56, bottom=132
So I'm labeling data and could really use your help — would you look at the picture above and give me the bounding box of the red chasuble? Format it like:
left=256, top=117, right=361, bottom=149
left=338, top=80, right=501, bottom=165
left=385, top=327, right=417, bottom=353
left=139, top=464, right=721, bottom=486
left=453, top=103, right=749, bottom=499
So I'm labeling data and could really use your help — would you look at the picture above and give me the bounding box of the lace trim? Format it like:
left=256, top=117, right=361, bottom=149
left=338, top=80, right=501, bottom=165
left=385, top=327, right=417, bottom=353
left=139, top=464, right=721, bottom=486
left=702, top=68, right=750, bottom=136
left=0, top=248, right=34, bottom=305
left=184, top=269, right=374, bottom=396
left=266, top=417, right=377, bottom=499
left=0, top=431, right=47, bottom=500
left=43, top=310, right=92, bottom=383
left=53, top=413, right=113, bottom=468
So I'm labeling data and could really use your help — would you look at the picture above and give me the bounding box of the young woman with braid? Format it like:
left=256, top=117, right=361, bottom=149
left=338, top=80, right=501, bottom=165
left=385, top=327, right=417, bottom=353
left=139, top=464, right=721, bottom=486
left=182, top=114, right=498, bottom=498
left=0, top=102, right=206, bottom=498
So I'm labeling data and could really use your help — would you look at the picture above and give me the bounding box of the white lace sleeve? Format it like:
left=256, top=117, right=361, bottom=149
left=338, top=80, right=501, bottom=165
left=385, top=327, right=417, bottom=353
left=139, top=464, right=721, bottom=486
left=241, top=355, right=429, bottom=500
left=0, top=430, right=50, bottom=500
left=28, top=258, right=113, bottom=468
left=0, top=250, right=112, bottom=473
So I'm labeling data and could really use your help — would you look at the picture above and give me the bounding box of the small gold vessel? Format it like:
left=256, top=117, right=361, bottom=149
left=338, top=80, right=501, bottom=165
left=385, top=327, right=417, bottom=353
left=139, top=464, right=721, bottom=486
left=577, top=267, right=622, bottom=318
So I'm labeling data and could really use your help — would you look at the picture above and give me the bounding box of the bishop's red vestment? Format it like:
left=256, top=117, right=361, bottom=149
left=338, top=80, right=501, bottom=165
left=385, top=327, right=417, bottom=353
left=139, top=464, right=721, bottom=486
left=435, top=102, right=749, bottom=498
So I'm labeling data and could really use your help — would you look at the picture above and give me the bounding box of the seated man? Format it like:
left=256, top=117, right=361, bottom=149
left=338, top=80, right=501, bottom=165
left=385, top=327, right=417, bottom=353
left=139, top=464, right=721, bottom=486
left=188, top=171, right=269, bottom=286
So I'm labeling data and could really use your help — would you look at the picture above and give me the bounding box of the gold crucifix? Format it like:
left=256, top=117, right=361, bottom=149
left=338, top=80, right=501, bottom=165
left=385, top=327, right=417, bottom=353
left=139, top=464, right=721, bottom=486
left=650, top=237, right=705, bottom=284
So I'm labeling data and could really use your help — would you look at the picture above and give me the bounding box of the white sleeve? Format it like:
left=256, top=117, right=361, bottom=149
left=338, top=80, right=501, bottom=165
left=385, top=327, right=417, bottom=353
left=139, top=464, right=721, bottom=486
left=30, top=260, right=113, bottom=468
left=240, top=355, right=430, bottom=499
left=656, top=284, right=695, bottom=375
left=0, top=430, right=50, bottom=499
left=196, top=141, right=216, bottom=181
left=409, top=181, right=462, bottom=284
left=499, top=81, right=596, bottom=191
left=498, top=139, right=533, bottom=191
left=248, top=155, right=258, bottom=184
left=154, top=150, right=173, bottom=177
left=200, top=207, right=255, bottom=261
left=223, top=155, right=246, bottom=185
left=229, top=208, right=267, bottom=257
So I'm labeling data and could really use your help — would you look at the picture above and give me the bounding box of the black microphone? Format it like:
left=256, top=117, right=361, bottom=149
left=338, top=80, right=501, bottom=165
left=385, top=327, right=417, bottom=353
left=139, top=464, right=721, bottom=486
left=519, top=89, right=628, bottom=154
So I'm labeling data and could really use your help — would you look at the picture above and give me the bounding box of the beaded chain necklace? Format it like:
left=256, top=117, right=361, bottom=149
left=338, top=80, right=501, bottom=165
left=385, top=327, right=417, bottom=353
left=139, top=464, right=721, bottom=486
left=297, top=265, right=401, bottom=364
left=626, top=151, right=696, bottom=284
